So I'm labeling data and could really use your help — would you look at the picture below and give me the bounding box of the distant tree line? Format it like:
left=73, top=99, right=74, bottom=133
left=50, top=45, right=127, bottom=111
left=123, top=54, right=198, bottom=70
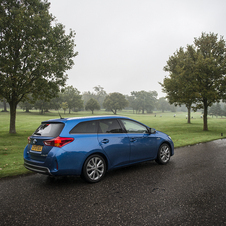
left=2, top=84, right=226, bottom=117
left=208, top=102, right=226, bottom=118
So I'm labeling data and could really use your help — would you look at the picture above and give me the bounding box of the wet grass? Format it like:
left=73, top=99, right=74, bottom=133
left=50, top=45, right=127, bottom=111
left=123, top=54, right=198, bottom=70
left=0, top=109, right=225, bottom=178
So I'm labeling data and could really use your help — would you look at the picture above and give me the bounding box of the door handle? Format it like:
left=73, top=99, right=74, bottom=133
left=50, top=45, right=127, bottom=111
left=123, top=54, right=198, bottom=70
left=101, top=139, right=109, bottom=144
left=130, top=138, right=136, bottom=142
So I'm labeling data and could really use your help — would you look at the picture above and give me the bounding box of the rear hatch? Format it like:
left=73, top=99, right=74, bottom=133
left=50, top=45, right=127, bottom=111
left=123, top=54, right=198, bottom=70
left=28, top=122, right=65, bottom=161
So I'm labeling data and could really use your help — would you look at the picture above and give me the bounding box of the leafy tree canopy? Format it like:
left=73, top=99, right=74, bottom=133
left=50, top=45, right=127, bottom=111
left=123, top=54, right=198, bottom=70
left=103, top=92, right=128, bottom=115
left=0, top=0, right=77, bottom=133
left=85, top=98, right=100, bottom=114
left=130, top=90, right=157, bottom=114
left=157, top=97, right=171, bottom=113
left=61, top=86, right=83, bottom=113
left=209, top=103, right=224, bottom=118
left=82, top=85, right=107, bottom=108
left=161, top=46, right=199, bottom=123
left=61, top=102, right=68, bottom=114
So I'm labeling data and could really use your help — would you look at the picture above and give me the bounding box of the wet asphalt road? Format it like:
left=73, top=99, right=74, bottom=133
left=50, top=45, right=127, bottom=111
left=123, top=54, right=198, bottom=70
left=0, top=139, right=226, bottom=226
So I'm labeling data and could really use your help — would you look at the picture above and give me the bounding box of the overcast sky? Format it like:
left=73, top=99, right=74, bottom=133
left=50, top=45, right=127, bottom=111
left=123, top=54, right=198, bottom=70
left=48, top=0, right=226, bottom=97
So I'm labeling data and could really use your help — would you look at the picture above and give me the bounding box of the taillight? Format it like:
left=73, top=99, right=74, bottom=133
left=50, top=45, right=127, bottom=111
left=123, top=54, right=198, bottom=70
left=44, top=137, right=74, bottom=148
left=28, top=136, right=31, bottom=144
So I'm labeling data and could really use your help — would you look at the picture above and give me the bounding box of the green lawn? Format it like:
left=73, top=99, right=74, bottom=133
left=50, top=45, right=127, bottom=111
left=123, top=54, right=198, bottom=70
left=0, top=109, right=225, bottom=178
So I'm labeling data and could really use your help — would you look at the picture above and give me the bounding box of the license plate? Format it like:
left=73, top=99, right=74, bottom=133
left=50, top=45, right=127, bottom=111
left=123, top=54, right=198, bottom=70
left=31, top=145, right=43, bottom=152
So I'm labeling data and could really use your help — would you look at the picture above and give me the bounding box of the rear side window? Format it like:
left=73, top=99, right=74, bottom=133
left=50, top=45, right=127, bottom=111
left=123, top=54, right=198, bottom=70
left=70, top=121, right=98, bottom=134
left=99, top=119, right=123, bottom=133
left=33, top=123, right=64, bottom=137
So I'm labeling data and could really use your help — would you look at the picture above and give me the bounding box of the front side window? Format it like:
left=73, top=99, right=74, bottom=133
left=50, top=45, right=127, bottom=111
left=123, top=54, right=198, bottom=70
left=70, top=121, right=98, bottom=134
left=120, top=119, right=148, bottom=133
left=33, top=123, right=64, bottom=137
left=99, top=119, right=123, bottom=133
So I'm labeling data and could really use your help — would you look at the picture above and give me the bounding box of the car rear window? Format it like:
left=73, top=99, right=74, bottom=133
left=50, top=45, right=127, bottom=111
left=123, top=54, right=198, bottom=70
left=33, top=123, right=64, bottom=137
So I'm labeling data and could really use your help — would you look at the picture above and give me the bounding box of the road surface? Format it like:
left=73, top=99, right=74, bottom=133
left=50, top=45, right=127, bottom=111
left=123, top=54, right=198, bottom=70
left=0, top=139, right=226, bottom=225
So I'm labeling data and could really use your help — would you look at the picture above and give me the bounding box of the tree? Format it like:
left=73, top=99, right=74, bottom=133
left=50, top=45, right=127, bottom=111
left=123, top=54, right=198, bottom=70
left=82, top=91, right=93, bottom=107
left=223, top=105, right=226, bottom=117
left=82, top=85, right=107, bottom=108
left=0, top=0, right=77, bottom=133
left=161, top=32, right=226, bottom=130
left=126, top=95, right=136, bottom=113
left=103, top=92, right=128, bottom=114
left=61, top=102, right=68, bottom=114
left=160, top=47, right=198, bottom=123
left=34, top=99, right=51, bottom=114
left=2, top=98, right=8, bottom=112
left=127, top=95, right=138, bottom=113
left=49, top=96, right=63, bottom=111
left=19, top=95, right=34, bottom=112
left=85, top=98, right=100, bottom=114
left=61, top=86, right=83, bottom=113
left=209, top=103, right=223, bottom=118
left=157, top=97, right=170, bottom=113
left=191, top=33, right=226, bottom=130
left=130, top=91, right=157, bottom=114
left=93, top=85, right=107, bottom=108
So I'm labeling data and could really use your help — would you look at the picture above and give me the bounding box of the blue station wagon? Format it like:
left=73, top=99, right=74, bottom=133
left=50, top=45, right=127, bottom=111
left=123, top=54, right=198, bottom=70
left=24, top=116, right=174, bottom=183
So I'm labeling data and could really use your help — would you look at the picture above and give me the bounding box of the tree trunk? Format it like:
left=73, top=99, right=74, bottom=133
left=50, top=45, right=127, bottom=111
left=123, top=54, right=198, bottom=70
left=187, top=105, right=191, bottom=124
left=112, top=109, right=117, bottom=114
left=203, top=100, right=208, bottom=131
left=9, top=101, right=17, bottom=134
left=3, top=99, right=8, bottom=112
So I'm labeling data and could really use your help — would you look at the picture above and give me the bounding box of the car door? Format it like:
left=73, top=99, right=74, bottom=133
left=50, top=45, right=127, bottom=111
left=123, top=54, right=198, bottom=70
left=97, top=119, right=130, bottom=169
left=119, top=119, right=157, bottom=163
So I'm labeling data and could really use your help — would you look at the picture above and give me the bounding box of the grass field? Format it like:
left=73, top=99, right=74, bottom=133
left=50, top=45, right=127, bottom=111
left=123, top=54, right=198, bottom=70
left=0, top=109, right=226, bottom=178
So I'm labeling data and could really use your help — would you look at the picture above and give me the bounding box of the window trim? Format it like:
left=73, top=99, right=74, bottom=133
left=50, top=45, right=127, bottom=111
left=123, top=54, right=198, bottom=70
left=69, top=118, right=149, bottom=135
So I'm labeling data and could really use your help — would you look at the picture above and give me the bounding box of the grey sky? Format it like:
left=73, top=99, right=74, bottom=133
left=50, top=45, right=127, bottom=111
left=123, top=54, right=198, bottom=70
left=48, top=0, right=226, bottom=97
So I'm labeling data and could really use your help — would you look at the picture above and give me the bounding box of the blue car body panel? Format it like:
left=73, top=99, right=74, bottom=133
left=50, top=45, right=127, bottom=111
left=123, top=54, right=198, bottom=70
left=24, top=115, right=174, bottom=177
left=98, top=133, right=131, bottom=169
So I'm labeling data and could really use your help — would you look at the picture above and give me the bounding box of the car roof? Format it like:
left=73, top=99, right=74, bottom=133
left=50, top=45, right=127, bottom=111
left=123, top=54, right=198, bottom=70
left=42, top=115, right=131, bottom=123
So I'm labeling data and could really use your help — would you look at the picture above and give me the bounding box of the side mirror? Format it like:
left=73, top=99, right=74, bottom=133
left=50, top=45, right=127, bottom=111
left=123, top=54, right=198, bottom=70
left=148, top=128, right=156, bottom=134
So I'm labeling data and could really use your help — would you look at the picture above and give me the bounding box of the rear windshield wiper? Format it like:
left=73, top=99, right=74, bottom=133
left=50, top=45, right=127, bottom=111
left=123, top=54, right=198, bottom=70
left=33, top=132, right=41, bottom=136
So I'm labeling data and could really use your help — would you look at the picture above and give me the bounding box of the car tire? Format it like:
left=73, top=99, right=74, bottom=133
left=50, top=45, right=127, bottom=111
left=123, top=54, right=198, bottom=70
left=155, top=143, right=171, bottom=165
left=82, top=154, right=106, bottom=183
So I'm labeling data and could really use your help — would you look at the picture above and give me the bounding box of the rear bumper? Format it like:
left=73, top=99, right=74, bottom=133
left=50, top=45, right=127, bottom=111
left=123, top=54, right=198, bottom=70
left=24, top=159, right=51, bottom=175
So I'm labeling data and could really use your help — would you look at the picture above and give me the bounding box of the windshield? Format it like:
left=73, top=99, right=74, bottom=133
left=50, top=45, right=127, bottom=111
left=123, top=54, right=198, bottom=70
left=33, top=123, right=64, bottom=137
